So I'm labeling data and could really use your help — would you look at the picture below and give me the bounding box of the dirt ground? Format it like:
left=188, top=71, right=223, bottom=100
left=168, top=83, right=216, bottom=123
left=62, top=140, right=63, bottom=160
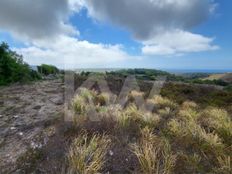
left=0, top=80, right=64, bottom=173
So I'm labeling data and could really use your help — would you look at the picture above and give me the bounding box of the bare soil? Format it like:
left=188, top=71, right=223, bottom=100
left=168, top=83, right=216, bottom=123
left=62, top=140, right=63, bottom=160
left=0, top=80, right=64, bottom=173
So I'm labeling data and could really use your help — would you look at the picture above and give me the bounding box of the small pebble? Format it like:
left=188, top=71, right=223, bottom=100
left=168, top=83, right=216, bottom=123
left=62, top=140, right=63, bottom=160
left=109, top=150, right=114, bottom=156
left=18, top=132, right=23, bottom=136
left=13, top=115, right=19, bottom=118
left=10, top=127, right=16, bottom=130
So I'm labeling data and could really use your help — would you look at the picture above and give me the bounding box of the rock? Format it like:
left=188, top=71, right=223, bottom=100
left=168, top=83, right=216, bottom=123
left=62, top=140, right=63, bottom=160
left=10, top=127, right=16, bottom=130
left=18, top=132, right=23, bottom=136
left=50, top=97, right=63, bottom=105
left=13, top=115, right=19, bottom=119
left=31, top=141, right=43, bottom=149
left=109, top=150, right=114, bottom=156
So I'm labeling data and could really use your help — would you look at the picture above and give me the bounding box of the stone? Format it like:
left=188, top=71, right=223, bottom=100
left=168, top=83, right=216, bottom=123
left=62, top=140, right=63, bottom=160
left=109, top=150, right=114, bottom=156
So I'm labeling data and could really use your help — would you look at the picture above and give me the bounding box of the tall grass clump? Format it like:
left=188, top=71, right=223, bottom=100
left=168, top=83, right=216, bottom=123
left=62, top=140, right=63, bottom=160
left=77, top=88, right=96, bottom=103
left=199, top=107, right=232, bottom=145
left=67, top=133, right=111, bottom=174
left=72, top=95, right=87, bottom=115
left=115, top=104, right=141, bottom=130
left=131, top=127, right=176, bottom=174
left=178, top=107, right=199, bottom=122
left=213, top=155, right=232, bottom=174
left=167, top=118, right=224, bottom=154
left=72, top=88, right=96, bottom=114
left=128, top=90, right=144, bottom=105
left=152, top=95, right=178, bottom=110
left=117, top=104, right=160, bottom=130
left=95, top=92, right=111, bottom=106
left=140, top=112, right=160, bottom=129
left=181, top=101, right=198, bottom=109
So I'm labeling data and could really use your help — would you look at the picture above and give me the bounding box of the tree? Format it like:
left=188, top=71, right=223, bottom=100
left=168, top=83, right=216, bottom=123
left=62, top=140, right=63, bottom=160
left=0, top=42, right=41, bottom=85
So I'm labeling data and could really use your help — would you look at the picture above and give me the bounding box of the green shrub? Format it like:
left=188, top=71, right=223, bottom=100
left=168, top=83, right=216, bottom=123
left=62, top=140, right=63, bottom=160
left=37, top=64, right=59, bottom=75
left=0, top=42, right=41, bottom=85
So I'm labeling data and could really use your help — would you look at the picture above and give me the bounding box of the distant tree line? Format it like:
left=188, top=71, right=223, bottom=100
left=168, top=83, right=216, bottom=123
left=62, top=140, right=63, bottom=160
left=79, top=69, right=231, bottom=88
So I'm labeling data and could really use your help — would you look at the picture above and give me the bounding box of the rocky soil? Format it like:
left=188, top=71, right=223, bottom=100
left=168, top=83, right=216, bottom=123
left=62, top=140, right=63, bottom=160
left=0, top=80, right=64, bottom=173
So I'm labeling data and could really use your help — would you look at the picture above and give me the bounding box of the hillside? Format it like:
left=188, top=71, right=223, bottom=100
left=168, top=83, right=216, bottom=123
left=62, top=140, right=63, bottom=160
left=0, top=72, right=231, bottom=173
left=203, top=73, right=232, bottom=83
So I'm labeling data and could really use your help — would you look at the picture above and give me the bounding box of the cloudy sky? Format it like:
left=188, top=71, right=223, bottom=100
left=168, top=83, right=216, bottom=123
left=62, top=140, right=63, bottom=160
left=0, top=0, right=231, bottom=69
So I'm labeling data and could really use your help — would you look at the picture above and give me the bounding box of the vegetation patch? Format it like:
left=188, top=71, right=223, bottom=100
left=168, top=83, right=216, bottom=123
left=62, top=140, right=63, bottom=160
left=65, top=87, right=232, bottom=173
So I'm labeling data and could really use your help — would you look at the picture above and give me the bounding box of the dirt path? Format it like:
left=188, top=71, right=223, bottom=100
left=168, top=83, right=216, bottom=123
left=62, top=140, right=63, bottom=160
left=0, top=80, right=64, bottom=173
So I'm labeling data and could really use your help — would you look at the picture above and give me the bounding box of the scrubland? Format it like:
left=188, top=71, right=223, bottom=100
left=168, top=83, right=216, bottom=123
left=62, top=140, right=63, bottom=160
left=66, top=87, right=232, bottom=174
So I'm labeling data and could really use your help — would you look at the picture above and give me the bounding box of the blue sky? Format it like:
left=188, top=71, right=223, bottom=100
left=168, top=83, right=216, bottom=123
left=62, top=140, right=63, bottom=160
left=0, top=0, right=231, bottom=70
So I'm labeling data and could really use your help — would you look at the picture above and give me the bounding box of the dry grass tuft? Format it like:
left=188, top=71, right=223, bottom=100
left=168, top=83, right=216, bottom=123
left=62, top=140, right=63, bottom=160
left=95, top=92, right=112, bottom=106
left=199, top=108, right=232, bottom=144
left=178, top=107, right=199, bottom=122
left=152, top=95, right=177, bottom=110
left=128, top=90, right=144, bottom=102
left=181, top=101, right=198, bottom=109
left=116, top=104, right=160, bottom=130
left=214, top=155, right=232, bottom=174
left=131, top=127, right=176, bottom=174
left=77, top=88, right=96, bottom=103
left=167, top=118, right=224, bottom=154
left=67, top=132, right=111, bottom=174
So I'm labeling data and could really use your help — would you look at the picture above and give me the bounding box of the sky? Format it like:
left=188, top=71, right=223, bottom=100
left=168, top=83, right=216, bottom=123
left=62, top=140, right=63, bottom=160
left=0, top=0, right=231, bottom=70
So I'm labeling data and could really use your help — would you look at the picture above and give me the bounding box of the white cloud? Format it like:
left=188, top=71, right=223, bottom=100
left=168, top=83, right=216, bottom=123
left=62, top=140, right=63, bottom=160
left=0, top=0, right=136, bottom=68
left=83, top=0, right=219, bottom=55
left=0, top=0, right=79, bottom=41
left=142, top=30, right=219, bottom=56
left=14, top=35, right=137, bottom=69
left=0, top=0, right=220, bottom=67
left=84, top=0, right=215, bottom=40
left=69, top=0, right=85, bottom=13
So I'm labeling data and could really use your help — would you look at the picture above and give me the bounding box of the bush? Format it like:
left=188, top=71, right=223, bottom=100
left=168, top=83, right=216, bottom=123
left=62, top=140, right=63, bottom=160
left=37, top=64, right=59, bottom=75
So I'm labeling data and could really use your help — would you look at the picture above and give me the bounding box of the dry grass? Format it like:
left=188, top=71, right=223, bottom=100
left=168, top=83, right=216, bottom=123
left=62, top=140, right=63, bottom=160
left=168, top=118, right=224, bottom=153
left=72, top=96, right=87, bottom=115
left=152, top=95, right=177, bottom=110
left=67, top=132, right=111, bottom=174
left=131, top=127, right=176, bottom=174
left=181, top=101, right=198, bottom=109
left=68, top=88, right=231, bottom=173
left=214, top=155, right=232, bottom=174
left=199, top=107, right=232, bottom=144
left=128, top=90, right=144, bottom=103
left=116, top=104, right=160, bottom=130
left=178, top=107, right=199, bottom=122
left=95, top=92, right=112, bottom=106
